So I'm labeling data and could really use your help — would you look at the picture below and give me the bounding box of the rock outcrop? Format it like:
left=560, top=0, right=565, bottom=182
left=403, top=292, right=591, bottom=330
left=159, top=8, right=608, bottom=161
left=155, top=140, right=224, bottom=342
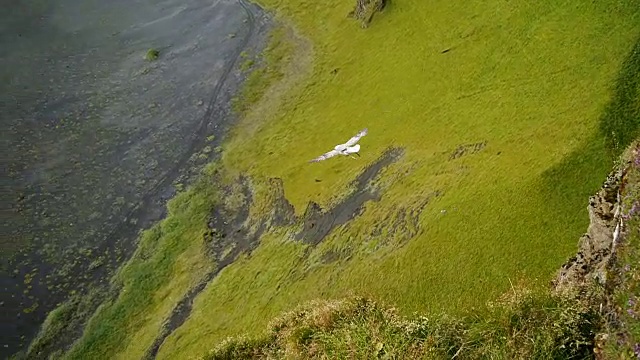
left=348, top=0, right=387, bottom=28
left=552, top=167, right=627, bottom=295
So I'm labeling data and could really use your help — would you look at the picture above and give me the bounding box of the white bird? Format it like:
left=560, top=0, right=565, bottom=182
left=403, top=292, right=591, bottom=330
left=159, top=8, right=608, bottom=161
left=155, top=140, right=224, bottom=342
left=309, top=128, right=368, bottom=163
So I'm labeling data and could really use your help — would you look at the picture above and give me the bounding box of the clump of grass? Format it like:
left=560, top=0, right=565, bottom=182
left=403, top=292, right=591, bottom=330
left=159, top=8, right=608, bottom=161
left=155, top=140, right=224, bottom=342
left=239, top=59, right=255, bottom=72
left=145, top=48, right=160, bottom=61
left=206, top=288, right=597, bottom=360
left=88, top=255, right=105, bottom=271
left=26, top=299, right=75, bottom=358
left=25, top=288, right=106, bottom=359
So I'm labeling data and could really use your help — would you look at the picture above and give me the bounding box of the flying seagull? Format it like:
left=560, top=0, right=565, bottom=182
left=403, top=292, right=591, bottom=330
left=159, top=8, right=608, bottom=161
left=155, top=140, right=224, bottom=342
left=309, top=128, right=368, bottom=163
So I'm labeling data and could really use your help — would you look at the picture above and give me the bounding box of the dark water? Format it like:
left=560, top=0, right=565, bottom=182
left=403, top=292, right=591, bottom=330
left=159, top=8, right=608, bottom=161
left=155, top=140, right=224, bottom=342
left=0, top=0, right=268, bottom=357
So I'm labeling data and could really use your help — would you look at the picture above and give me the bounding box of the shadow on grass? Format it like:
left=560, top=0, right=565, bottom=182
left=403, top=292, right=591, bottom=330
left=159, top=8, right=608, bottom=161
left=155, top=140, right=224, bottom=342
left=600, top=36, right=640, bottom=158
left=541, top=36, right=640, bottom=209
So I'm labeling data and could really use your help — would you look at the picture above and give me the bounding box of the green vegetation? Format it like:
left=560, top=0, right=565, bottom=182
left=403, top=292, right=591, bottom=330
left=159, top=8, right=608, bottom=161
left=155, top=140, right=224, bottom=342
left=239, top=58, right=255, bottom=72
left=231, top=25, right=294, bottom=115
left=27, top=300, right=76, bottom=358
left=175, top=1, right=638, bottom=357
left=145, top=48, right=159, bottom=61
left=25, top=287, right=107, bottom=359
left=199, top=142, right=640, bottom=360
left=206, top=290, right=596, bottom=360
left=39, top=0, right=640, bottom=359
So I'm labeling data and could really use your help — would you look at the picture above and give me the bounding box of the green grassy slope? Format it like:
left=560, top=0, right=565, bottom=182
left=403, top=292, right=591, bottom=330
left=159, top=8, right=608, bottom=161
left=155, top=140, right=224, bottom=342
left=57, top=0, right=639, bottom=359
left=156, top=0, right=639, bottom=358
left=202, top=142, right=640, bottom=360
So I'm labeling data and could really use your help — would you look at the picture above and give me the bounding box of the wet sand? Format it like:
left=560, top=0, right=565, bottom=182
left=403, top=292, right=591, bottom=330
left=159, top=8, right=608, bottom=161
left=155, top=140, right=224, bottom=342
left=1, top=0, right=271, bottom=356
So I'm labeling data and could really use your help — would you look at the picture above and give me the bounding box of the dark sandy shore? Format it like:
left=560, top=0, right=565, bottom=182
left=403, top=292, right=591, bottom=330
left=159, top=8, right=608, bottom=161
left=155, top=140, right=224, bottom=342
left=1, top=0, right=270, bottom=356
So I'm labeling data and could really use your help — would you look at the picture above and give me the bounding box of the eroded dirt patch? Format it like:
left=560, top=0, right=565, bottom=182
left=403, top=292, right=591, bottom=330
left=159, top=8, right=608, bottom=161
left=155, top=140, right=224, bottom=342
left=266, top=177, right=297, bottom=227
left=295, top=147, right=405, bottom=246
left=144, top=176, right=266, bottom=360
left=320, top=248, right=353, bottom=264
left=348, top=0, right=387, bottom=28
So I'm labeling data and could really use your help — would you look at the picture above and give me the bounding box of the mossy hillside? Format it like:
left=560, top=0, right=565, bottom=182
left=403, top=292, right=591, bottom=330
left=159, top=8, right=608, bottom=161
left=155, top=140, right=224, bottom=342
left=156, top=1, right=640, bottom=358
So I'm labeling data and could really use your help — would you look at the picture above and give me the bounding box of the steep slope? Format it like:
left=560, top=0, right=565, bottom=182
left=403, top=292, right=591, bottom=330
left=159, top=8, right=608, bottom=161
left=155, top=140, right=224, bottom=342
left=26, top=0, right=640, bottom=359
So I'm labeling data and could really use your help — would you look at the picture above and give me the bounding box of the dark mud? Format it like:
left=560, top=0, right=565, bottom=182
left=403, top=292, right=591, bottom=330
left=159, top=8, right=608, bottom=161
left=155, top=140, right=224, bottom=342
left=144, top=176, right=267, bottom=359
left=1, top=0, right=271, bottom=356
left=267, top=177, right=297, bottom=227
left=295, top=147, right=405, bottom=245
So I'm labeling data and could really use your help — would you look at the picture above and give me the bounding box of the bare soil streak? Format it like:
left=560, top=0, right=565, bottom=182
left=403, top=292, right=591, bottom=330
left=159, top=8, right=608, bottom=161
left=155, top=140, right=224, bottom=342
left=144, top=177, right=265, bottom=360
left=296, top=147, right=405, bottom=245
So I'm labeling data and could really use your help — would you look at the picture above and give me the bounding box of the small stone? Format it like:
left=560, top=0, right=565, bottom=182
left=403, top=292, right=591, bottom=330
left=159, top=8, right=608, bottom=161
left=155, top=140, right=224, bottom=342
left=197, top=100, right=204, bottom=106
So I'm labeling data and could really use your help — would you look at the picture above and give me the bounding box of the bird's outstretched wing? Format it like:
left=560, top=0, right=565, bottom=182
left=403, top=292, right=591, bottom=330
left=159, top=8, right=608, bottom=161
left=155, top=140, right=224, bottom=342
left=309, top=149, right=339, bottom=163
left=344, top=128, right=368, bottom=147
